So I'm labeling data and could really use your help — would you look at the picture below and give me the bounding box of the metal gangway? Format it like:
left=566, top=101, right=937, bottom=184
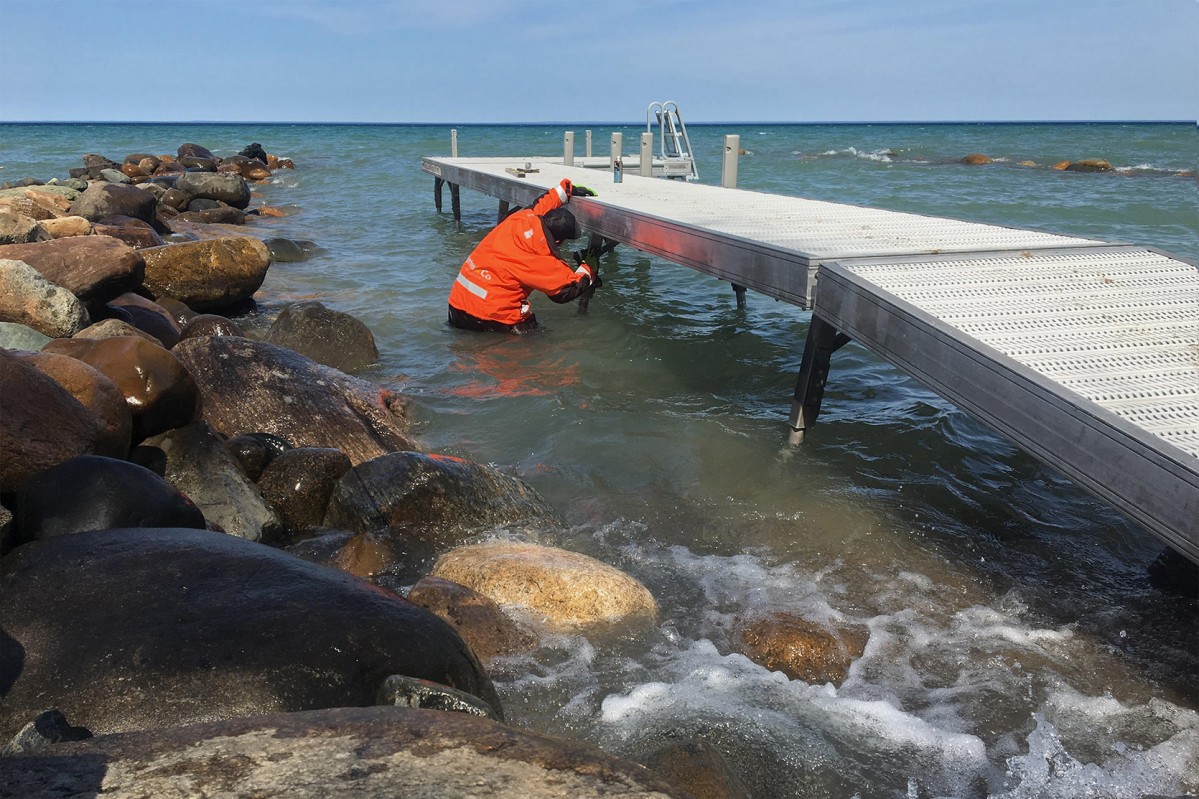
left=648, top=101, right=699, bottom=181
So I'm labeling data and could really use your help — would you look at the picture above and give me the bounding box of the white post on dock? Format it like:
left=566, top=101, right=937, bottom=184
left=585, top=130, right=592, bottom=158
left=610, top=132, right=623, bottom=167
left=722, top=134, right=740, bottom=188
left=564, top=131, right=575, bottom=166
left=640, top=132, right=653, bottom=177
left=450, top=128, right=458, bottom=158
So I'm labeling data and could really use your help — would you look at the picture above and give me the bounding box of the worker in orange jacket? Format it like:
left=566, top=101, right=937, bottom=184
left=448, top=177, right=598, bottom=333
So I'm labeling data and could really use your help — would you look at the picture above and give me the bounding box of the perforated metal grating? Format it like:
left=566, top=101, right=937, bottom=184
left=843, top=249, right=1199, bottom=458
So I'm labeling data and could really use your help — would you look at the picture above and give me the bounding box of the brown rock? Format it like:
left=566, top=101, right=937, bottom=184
left=178, top=312, right=243, bottom=340
left=0, top=235, right=145, bottom=307
left=0, top=212, right=45, bottom=245
left=5, top=197, right=55, bottom=222
left=1065, top=158, right=1114, bottom=173
left=641, top=740, right=750, bottom=799
left=734, top=611, right=868, bottom=686
left=433, top=541, right=658, bottom=632
left=73, top=317, right=164, bottom=345
left=24, top=188, right=74, bottom=215
left=153, top=296, right=199, bottom=328
left=140, top=236, right=270, bottom=311
left=120, top=162, right=146, bottom=179
left=108, top=292, right=183, bottom=347
left=1053, top=160, right=1072, bottom=170
left=0, top=257, right=90, bottom=338
left=0, top=349, right=103, bottom=491
left=257, top=446, right=352, bottom=533
left=13, top=350, right=132, bottom=458
left=159, top=187, right=193, bottom=210
left=92, top=215, right=166, bottom=249
left=137, top=156, right=161, bottom=174
left=42, top=335, right=199, bottom=441
left=36, top=216, right=92, bottom=239
left=407, top=575, right=538, bottom=661
left=172, top=336, right=416, bottom=465
left=961, top=153, right=992, bottom=165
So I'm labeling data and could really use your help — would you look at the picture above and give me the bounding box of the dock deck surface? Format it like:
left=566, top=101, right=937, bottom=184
left=422, top=155, right=1199, bottom=561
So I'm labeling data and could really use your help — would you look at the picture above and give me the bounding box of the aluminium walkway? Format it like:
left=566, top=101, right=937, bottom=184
left=421, top=155, right=1199, bottom=563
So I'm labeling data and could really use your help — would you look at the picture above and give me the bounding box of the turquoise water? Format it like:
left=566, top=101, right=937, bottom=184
left=2, top=122, right=1197, bottom=798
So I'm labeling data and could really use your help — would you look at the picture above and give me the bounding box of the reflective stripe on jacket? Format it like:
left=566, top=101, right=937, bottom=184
left=448, top=179, right=592, bottom=325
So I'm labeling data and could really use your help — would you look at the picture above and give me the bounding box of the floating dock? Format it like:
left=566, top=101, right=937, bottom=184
left=421, top=155, right=1199, bottom=563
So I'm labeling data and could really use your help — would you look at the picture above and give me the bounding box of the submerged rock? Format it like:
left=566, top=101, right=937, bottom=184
left=733, top=611, right=868, bottom=686
left=641, top=740, right=751, bottom=799
left=1065, top=158, right=1114, bottom=173
left=960, top=153, right=992, bottom=165
left=407, top=575, right=538, bottom=661
left=0, top=527, right=501, bottom=740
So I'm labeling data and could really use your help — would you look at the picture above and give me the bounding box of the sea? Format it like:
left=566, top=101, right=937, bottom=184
left=2, top=121, right=1196, bottom=798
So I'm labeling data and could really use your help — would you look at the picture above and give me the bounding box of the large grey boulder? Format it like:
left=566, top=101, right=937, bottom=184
left=175, top=171, right=251, bottom=209
left=0, top=258, right=90, bottom=338
left=0, top=235, right=145, bottom=309
left=68, top=182, right=167, bottom=232
left=264, top=300, right=379, bottom=373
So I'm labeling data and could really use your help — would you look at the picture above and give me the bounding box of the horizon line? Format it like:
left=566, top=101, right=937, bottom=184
left=1, top=118, right=1194, bottom=127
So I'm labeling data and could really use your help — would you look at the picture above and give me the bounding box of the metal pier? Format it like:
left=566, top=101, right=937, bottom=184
left=421, top=156, right=1199, bottom=562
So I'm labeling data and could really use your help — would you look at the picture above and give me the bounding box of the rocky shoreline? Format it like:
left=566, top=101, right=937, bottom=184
left=0, top=143, right=866, bottom=798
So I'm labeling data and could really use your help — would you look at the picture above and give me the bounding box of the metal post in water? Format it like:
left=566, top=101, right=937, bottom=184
left=451, top=128, right=458, bottom=158
left=564, top=131, right=575, bottom=166
left=722, top=134, right=740, bottom=188
left=640, top=132, right=653, bottom=177
left=585, top=130, right=592, bottom=158
left=787, top=316, right=851, bottom=445
left=450, top=183, right=461, bottom=222
left=433, top=177, right=444, bottom=211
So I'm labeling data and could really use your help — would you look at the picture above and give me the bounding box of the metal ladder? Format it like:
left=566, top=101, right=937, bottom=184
left=647, top=101, right=699, bottom=181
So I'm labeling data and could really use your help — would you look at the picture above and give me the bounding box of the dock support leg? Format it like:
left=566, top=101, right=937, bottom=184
left=450, top=183, right=461, bottom=222
left=434, top=177, right=444, bottom=212
left=732, top=283, right=747, bottom=309
left=497, top=200, right=509, bottom=224
left=787, top=316, right=851, bottom=445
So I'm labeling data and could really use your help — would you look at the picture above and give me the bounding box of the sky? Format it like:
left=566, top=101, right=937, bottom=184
left=0, top=0, right=1194, bottom=123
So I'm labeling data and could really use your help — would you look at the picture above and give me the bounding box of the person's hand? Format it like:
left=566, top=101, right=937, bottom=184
left=570, top=184, right=597, bottom=197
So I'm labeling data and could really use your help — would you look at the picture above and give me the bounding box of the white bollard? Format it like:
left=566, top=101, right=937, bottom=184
left=450, top=128, right=458, bottom=158
left=640, top=132, right=653, bottom=177
left=722, top=134, right=740, bottom=188
left=585, top=130, right=592, bottom=158
left=564, top=131, right=574, bottom=166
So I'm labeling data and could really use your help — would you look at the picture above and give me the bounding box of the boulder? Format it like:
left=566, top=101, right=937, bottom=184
left=324, top=452, right=563, bottom=546
left=153, top=296, right=198, bottom=328
left=263, top=236, right=317, bottom=262
left=140, top=421, right=280, bottom=542
left=174, top=171, right=251, bottom=209
left=960, top=153, right=992, bottom=165
left=177, top=142, right=217, bottom=161
left=733, top=611, right=868, bottom=686
left=172, top=336, right=416, bottom=464
left=0, top=211, right=44, bottom=244
left=0, top=321, right=51, bottom=350
left=159, top=187, right=193, bottom=210
left=224, top=431, right=292, bottom=481
left=106, top=293, right=182, bottom=347
left=0, top=350, right=104, bottom=492
left=14, top=350, right=132, bottom=458
left=264, top=300, right=379, bottom=372
left=432, top=541, right=659, bottom=631
left=641, top=740, right=751, bottom=799
left=256, top=446, right=352, bottom=533
left=73, top=317, right=163, bottom=345
left=1, top=710, right=93, bottom=757
left=0, top=527, right=501, bottom=739
left=10, top=455, right=205, bottom=543
left=1065, top=158, right=1114, bottom=173
left=0, top=706, right=690, bottom=799
left=179, top=156, right=218, bottom=172
left=36, top=215, right=92, bottom=239
left=407, top=575, right=538, bottom=661
left=99, top=168, right=131, bottom=184
left=178, top=312, right=243, bottom=340
left=140, top=236, right=270, bottom=311
left=68, top=182, right=168, bottom=232
left=42, top=335, right=199, bottom=441
left=239, top=142, right=269, bottom=162
left=287, top=530, right=402, bottom=579
left=173, top=204, right=247, bottom=226
left=0, top=257, right=90, bottom=338
left=93, top=215, right=166, bottom=249
left=0, top=235, right=145, bottom=308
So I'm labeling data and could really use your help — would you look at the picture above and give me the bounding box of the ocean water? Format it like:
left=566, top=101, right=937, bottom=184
left=2, top=121, right=1196, bottom=798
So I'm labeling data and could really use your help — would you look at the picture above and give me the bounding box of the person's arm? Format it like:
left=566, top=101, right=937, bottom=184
left=528, top=178, right=573, bottom=215
left=510, top=247, right=595, bottom=303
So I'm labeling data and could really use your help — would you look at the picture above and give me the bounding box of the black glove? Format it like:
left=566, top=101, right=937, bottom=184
left=572, top=251, right=584, bottom=266
left=570, top=184, right=597, bottom=197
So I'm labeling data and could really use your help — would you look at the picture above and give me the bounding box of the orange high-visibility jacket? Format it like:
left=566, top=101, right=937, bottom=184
left=448, top=179, right=594, bottom=325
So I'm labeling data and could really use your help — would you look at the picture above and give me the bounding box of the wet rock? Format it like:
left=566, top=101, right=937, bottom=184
left=68, top=182, right=167, bottom=232
left=264, top=300, right=379, bottom=373
left=74, top=317, right=163, bottom=345
left=36, top=215, right=92, bottom=239
left=0, top=257, right=90, bottom=337
left=173, top=204, right=247, bottom=225
left=1065, top=158, right=1114, bottom=173
left=0, top=321, right=51, bottom=350
left=175, top=171, right=251, bottom=209
left=1, top=711, right=93, bottom=757
left=239, top=142, right=269, bottom=162
left=178, top=312, right=244, bottom=340
left=257, top=446, right=352, bottom=534
left=0, top=350, right=105, bottom=491
left=0, top=706, right=689, bottom=799
left=92, top=214, right=166, bottom=248
left=153, top=295, right=198, bottom=328
left=432, top=541, right=659, bottom=631
left=377, top=674, right=499, bottom=719
left=325, top=452, right=562, bottom=544
left=960, top=153, right=993, bottom=165
left=140, top=236, right=270, bottom=311
left=734, top=611, right=868, bottom=686
left=641, top=740, right=751, bottom=799
left=177, top=142, right=217, bottom=161
left=140, top=421, right=280, bottom=542
left=14, top=350, right=132, bottom=458
left=225, top=431, right=293, bottom=481
left=0, top=211, right=45, bottom=244
left=0, top=235, right=145, bottom=308
left=159, top=186, right=193, bottom=210
left=42, top=335, right=199, bottom=442
left=10, top=455, right=205, bottom=543
left=287, top=530, right=402, bottom=578
left=407, top=575, right=538, bottom=661
left=107, top=293, right=182, bottom=347
left=0, top=528, right=500, bottom=739
left=179, top=156, right=218, bottom=172
left=263, top=236, right=317, bottom=262
left=173, top=336, right=416, bottom=464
